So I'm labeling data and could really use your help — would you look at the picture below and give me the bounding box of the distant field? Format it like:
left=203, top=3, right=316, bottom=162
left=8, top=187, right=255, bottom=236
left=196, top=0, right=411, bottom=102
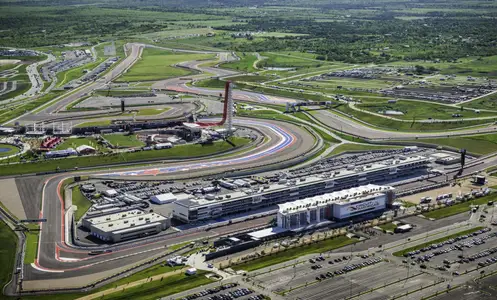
left=134, top=107, right=171, bottom=116
left=357, top=100, right=496, bottom=120
left=410, top=133, right=497, bottom=155
left=221, top=52, right=259, bottom=73
left=385, top=56, right=497, bottom=78
left=462, top=92, right=497, bottom=110
left=117, top=48, right=214, bottom=82
left=259, top=52, right=328, bottom=69
left=226, top=75, right=270, bottom=82
left=334, top=104, right=495, bottom=132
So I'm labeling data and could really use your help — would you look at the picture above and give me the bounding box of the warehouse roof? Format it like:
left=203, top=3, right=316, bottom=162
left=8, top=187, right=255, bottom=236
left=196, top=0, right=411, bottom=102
left=86, top=209, right=167, bottom=233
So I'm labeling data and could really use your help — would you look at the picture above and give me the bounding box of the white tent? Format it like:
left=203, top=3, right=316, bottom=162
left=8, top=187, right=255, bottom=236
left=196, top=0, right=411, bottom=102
left=150, top=193, right=177, bottom=205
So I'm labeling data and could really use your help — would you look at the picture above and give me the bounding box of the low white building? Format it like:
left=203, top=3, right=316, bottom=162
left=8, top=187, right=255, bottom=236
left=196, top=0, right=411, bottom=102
left=277, top=185, right=394, bottom=230
left=150, top=193, right=177, bottom=205
left=82, top=209, right=170, bottom=242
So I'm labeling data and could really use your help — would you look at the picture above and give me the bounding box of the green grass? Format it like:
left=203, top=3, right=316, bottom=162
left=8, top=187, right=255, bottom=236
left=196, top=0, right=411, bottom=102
left=422, top=193, right=497, bottom=220
left=0, top=91, right=64, bottom=124
left=194, top=78, right=227, bottom=89
left=74, top=120, right=112, bottom=128
left=237, top=109, right=296, bottom=123
left=103, top=134, right=145, bottom=148
left=357, top=100, right=496, bottom=120
left=117, top=48, right=214, bottom=82
left=0, top=137, right=251, bottom=176
left=99, top=271, right=213, bottom=300
left=0, top=144, right=20, bottom=157
left=378, top=223, right=397, bottom=232
left=0, top=219, right=17, bottom=290
left=413, top=133, right=497, bottom=155
left=227, top=75, right=270, bottom=82
left=221, top=52, right=259, bottom=73
left=135, top=107, right=171, bottom=116
left=24, top=224, right=39, bottom=264
left=54, top=137, right=101, bottom=151
left=259, top=52, right=328, bottom=69
left=328, top=143, right=403, bottom=157
left=334, top=104, right=495, bottom=132
left=231, top=236, right=358, bottom=272
left=311, top=126, right=341, bottom=144
left=72, top=186, right=92, bottom=222
left=393, top=227, right=485, bottom=257
left=463, top=92, right=497, bottom=110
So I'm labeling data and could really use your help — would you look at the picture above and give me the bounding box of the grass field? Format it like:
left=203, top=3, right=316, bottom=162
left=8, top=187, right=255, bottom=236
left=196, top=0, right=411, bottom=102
left=463, top=92, right=497, bottom=110
left=357, top=100, right=496, bottom=120
left=135, top=107, right=171, bottom=116
left=103, top=134, right=145, bottom=148
left=378, top=223, right=397, bottom=232
left=0, top=144, right=20, bottom=157
left=311, top=126, right=341, bottom=144
left=24, top=224, right=39, bottom=264
left=0, top=219, right=17, bottom=290
left=221, top=52, right=259, bottom=73
left=98, top=271, right=213, bottom=300
left=328, top=143, right=403, bottom=157
left=0, top=90, right=65, bottom=124
left=117, top=48, right=214, bottom=82
left=334, top=104, right=495, bottom=132
left=259, top=52, right=328, bottom=69
left=227, top=75, right=271, bottom=83
left=393, top=227, right=485, bottom=257
left=414, top=133, right=497, bottom=155
left=55, top=137, right=101, bottom=151
left=72, top=186, right=92, bottom=222
left=0, top=137, right=250, bottom=176
left=231, top=236, right=358, bottom=272
left=422, top=194, right=497, bottom=220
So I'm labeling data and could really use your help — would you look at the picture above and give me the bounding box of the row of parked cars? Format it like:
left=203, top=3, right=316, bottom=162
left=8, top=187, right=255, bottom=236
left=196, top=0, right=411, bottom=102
left=181, top=283, right=239, bottom=300
left=403, top=228, right=492, bottom=257
left=315, top=258, right=383, bottom=281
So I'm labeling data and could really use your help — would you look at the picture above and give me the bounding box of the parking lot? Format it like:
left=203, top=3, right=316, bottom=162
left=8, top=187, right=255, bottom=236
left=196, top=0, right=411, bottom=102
left=401, top=227, right=497, bottom=274
left=178, top=283, right=264, bottom=300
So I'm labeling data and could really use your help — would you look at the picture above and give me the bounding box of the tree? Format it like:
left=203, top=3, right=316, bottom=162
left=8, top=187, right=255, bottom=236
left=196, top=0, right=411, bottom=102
left=414, top=65, right=425, bottom=74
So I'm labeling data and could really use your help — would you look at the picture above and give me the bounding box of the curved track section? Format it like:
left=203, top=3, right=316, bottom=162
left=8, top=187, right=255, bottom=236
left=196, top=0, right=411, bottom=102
left=27, top=118, right=313, bottom=283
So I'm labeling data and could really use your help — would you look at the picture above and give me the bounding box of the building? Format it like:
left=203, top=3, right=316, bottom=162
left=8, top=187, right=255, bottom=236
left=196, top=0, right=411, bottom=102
left=276, top=185, right=394, bottom=230
left=82, top=209, right=170, bottom=242
left=45, top=148, right=77, bottom=158
left=150, top=193, right=177, bottom=205
left=76, top=145, right=96, bottom=155
left=171, top=155, right=429, bottom=223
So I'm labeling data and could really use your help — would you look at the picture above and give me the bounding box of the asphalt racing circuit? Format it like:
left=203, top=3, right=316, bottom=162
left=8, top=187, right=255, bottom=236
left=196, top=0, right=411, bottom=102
left=4, top=42, right=497, bottom=296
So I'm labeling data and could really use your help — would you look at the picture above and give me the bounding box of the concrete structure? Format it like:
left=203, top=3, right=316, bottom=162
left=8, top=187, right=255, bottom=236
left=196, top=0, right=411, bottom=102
left=276, top=185, right=394, bottom=230
left=172, top=155, right=429, bottom=223
left=150, top=193, right=177, bottom=204
left=82, top=209, right=170, bottom=242
left=76, top=145, right=96, bottom=155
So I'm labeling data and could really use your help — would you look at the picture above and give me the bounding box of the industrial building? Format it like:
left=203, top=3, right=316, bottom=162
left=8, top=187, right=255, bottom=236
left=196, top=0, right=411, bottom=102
left=276, top=185, right=394, bottom=230
left=82, top=209, right=170, bottom=242
left=172, top=155, right=429, bottom=223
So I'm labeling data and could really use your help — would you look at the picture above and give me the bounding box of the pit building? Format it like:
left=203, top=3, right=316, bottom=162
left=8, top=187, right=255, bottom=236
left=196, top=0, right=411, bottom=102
left=82, top=209, right=170, bottom=242
left=171, top=155, right=429, bottom=223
